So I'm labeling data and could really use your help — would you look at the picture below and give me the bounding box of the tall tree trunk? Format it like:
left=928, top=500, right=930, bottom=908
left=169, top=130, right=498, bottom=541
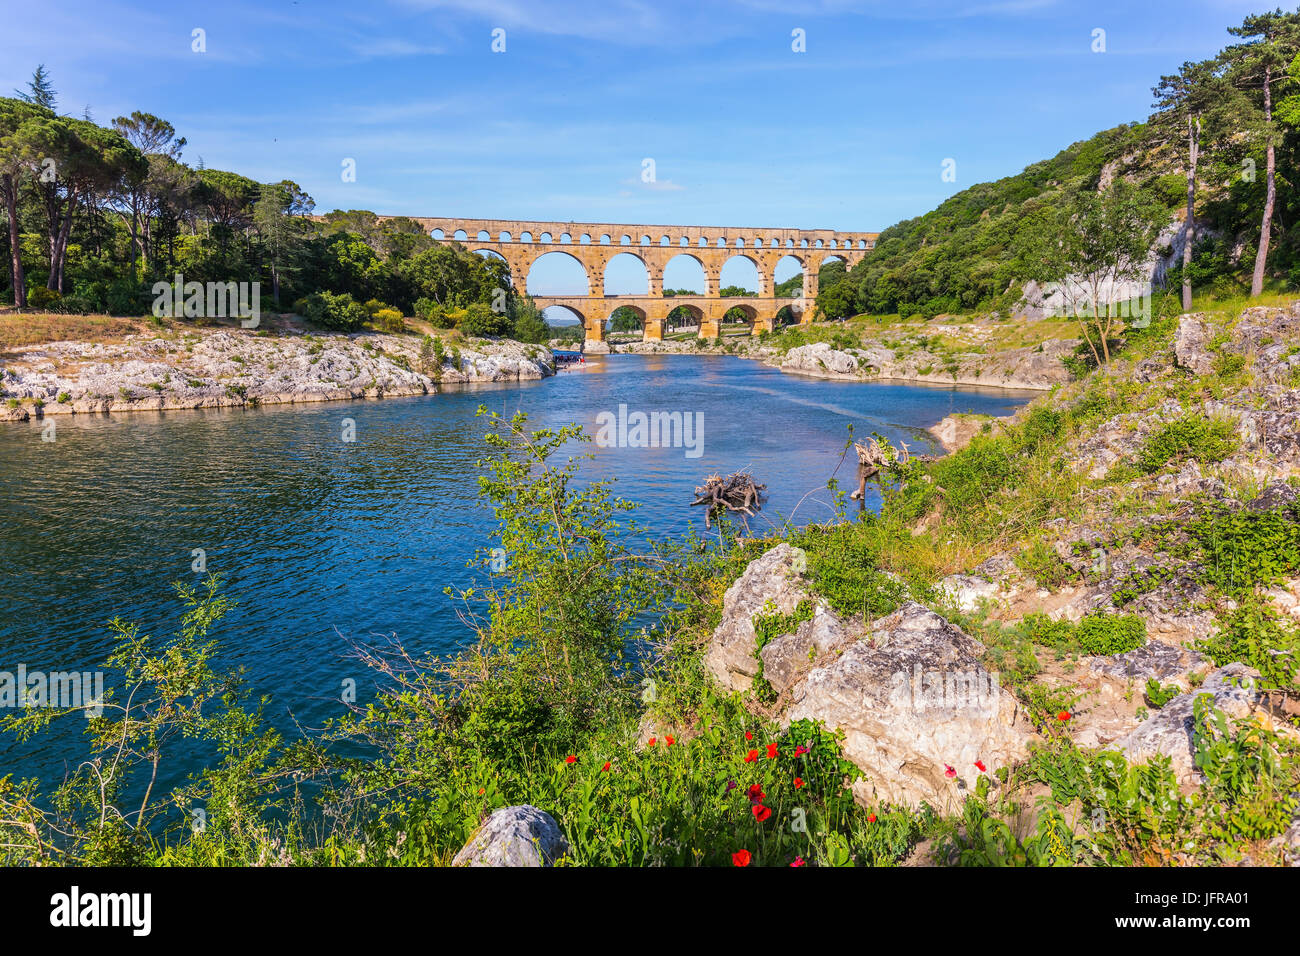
left=3, top=174, right=26, bottom=309
left=1183, top=115, right=1199, bottom=311
left=1251, top=63, right=1275, bottom=297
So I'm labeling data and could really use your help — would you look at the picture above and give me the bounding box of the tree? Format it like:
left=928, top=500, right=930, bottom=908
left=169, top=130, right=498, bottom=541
left=0, top=97, right=54, bottom=307
left=254, top=181, right=314, bottom=307
left=1021, top=179, right=1167, bottom=367
left=1224, top=9, right=1300, bottom=296
left=15, top=65, right=56, bottom=110
left=19, top=115, right=145, bottom=292
left=111, top=112, right=186, bottom=272
left=1152, top=60, right=1236, bottom=309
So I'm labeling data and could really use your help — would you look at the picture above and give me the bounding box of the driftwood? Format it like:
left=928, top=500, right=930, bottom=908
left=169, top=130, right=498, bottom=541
left=690, top=471, right=767, bottom=529
left=850, top=438, right=937, bottom=500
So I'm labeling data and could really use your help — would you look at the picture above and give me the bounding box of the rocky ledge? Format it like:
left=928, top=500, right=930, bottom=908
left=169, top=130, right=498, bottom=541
left=778, top=339, right=1075, bottom=390
left=0, top=328, right=554, bottom=420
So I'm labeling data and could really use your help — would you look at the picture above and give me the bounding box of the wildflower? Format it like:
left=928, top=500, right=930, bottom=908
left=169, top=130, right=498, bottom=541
left=752, top=804, right=772, bottom=822
left=793, top=745, right=809, bottom=757
left=974, top=760, right=987, bottom=773
left=744, top=749, right=759, bottom=763
left=944, top=764, right=956, bottom=778
left=665, top=735, right=675, bottom=746
left=1057, top=711, right=1071, bottom=722
left=565, top=755, right=577, bottom=764
left=867, top=814, right=877, bottom=823
left=648, top=737, right=657, bottom=747
left=745, top=731, right=754, bottom=741
left=477, top=788, right=485, bottom=795
left=766, top=743, right=779, bottom=760
left=601, top=761, right=611, bottom=772
left=732, top=849, right=751, bottom=867
left=725, top=779, right=738, bottom=794
left=747, top=784, right=765, bottom=803
left=790, top=857, right=806, bottom=868
left=794, top=777, right=805, bottom=789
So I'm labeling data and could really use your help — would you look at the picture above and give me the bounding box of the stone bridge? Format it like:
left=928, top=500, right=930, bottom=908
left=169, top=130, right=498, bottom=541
left=382, top=217, right=877, bottom=343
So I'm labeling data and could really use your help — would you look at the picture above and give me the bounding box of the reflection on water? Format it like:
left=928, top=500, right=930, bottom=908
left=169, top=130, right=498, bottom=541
left=0, top=353, right=1034, bottom=784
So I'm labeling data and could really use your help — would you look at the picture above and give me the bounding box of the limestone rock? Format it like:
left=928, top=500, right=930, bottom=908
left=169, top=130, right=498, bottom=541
left=937, top=574, right=999, bottom=613
left=759, top=600, right=862, bottom=695
left=451, top=805, right=568, bottom=867
left=703, top=543, right=810, bottom=692
left=782, top=601, right=1037, bottom=809
left=1174, top=314, right=1216, bottom=375
left=1107, top=664, right=1291, bottom=786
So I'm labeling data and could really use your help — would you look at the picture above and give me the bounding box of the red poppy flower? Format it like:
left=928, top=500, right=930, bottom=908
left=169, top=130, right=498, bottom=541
left=648, top=737, right=657, bottom=747
left=732, top=849, right=751, bottom=867
left=601, top=761, right=611, bottom=772
left=745, top=731, right=754, bottom=741
left=747, top=784, right=765, bottom=803
left=766, top=743, right=779, bottom=759
left=478, top=788, right=485, bottom=795
left=665, top=735, right=675, bottom=746
left=790, top=856, right=806, bottom=867
left=1057, top=711, right=1071, bottom=722
left=867, top=814, right=877, bottom=823
left=565, top=755, right=577, bottom=764
left=793, top=745, right=809, bottom=757
left=794, top=777, right=805, bottom=789
left=752, top=804, right=772, bottom=822
left=944, top=764, right=956, bottom=778
left=974, top=760, right=987, bottom=773
left=744, top=749, right=758, bottom=763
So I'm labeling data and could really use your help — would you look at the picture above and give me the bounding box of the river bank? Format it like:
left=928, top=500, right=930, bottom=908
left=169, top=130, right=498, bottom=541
left=0, top=324, right=554, bottom=420
left=600, top=316, right=1081, bottom=391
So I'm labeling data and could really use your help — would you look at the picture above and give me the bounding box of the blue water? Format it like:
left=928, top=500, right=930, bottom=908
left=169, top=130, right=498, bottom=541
left=0, top=353, right=1033, bottom=788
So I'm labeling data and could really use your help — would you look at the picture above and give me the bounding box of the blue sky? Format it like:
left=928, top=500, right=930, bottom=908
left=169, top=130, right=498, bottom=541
left=3, top=0, right=1268, bottom=295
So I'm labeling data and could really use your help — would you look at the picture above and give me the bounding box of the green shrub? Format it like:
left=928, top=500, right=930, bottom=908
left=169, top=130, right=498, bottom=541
left=1075, top=613, right=1146, bottom=655
left=1137, top=415, right=1238, bottom=473
left=294, top=291, right=368, bottom=331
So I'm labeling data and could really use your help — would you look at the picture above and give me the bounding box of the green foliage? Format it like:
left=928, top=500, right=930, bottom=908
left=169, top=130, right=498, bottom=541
left=293, top=290, right=368, bottom=331
left=1137, top=414, right=1239, bottom=473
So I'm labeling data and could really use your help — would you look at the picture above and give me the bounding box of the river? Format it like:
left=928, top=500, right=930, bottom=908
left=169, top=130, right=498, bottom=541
left=0, top=353, right=1034, bottom=786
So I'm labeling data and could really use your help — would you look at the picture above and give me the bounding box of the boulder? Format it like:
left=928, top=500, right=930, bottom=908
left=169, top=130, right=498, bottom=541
left=1173, top=314, right=1216, bottom=375
left=703, top=543, right=810, bottom=692
left=782, top=601, right=1037, bottom=809
left=936, top=574, right=999, bottom=613
left=451, top=805, right=568, bottom=867
left=1107, top=663, right=1292, bottom=786
left=759, top=600, right=862, bottom=695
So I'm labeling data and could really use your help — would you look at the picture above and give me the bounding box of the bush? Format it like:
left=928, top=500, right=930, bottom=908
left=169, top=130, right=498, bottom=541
left=294, top=291, right=369, bottom=332
left=372, top=308, right=406, bottom=333
left=1074, top=613, right=1146, bottom=655
left=1137, top=415, right=1238, bottom=473
left=457, top=303, right=512, bottom=338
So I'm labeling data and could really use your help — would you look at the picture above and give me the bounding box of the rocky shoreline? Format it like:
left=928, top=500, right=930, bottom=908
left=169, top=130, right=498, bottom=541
left=0, top=327, right=555, bottom=421
left=601, top=328, right=1077, bottom=391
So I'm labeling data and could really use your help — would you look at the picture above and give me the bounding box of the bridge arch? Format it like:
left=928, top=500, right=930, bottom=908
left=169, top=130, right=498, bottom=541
left=526, top=251, right=590, bottom=296
left=720, top=254, right=761, bottom=296
left=722, top=303, right=757, bottom=334
left=663, top=252, right=707, bottom=294
left=606, top=304, right=646, bottom=340
left=664, top=302, right=704, bottom=336
left=603, top=252, right=649, bottom=296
